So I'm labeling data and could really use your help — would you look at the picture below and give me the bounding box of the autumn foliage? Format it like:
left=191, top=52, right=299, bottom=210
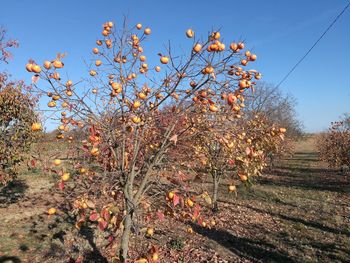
left=317, top=117, right=350, bottom=169
left=0, top=28, right=39, bottom=185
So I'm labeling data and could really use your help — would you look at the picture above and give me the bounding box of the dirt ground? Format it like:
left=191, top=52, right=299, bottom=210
left=0, top=135, right=349, bottom=263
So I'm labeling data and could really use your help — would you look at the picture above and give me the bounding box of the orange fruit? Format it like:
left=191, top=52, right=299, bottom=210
left=48, top=101, right=56, bottom=107
left=186, top=198, right=194, bottom=207
left=138, top=92, right=147, bottom=100
left=95, top=60, right=102, bottom=66
left=48, top=208, right=56, bottom=215
left=228, top=185, right=236, bottom=192
left=131, top=116, right=141, bottom=124
left=160, top=56, right=169, bottom=64
left=43, top=61, right=51, bottom=69
left=144, top=27, right=151, bottom=35
left=212, top=31, right=220, bottom=40
left=146, top=227, right=154, bottom=237
left=133, top=100, right=141, bottom=109
left=90, top=148, right=99, bottom=156
left=53, top=60, right=63, bottom=69
left=25, top=63, right=33, bottom=72
left=53, top=159, right=61, bottom=166
left=186, top=29, right=194, bottom=38
left=31, top=123, right=42, bottom=131
left=61, top=172, right=70, bottom=181
left=209, top=104, right=219, bottom=112
left=193, top=43, right=202, bottom=53
left=168, top=191, right=174, bottom=199
left=32, top=65, right=42, bottom=73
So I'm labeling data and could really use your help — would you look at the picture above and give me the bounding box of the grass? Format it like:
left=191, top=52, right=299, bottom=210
left=0, top=135, right=349, bottom=262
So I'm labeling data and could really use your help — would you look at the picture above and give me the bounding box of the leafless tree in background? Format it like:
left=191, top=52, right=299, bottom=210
left=243, top=82, right=303, bottom=139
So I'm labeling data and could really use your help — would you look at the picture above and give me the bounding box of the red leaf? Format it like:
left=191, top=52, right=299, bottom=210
left=89, top=212, right=99, bottom=222
left=81, top=145, right=89, bottom=153
left=173, top=193, right=180, bottom=207
left=108, top=235, right=114, bottom=243
left=98, top=219, right=108, bottom=231
left=101, top=208, right=111, bottom=221
left=58, top=181, right=64, bottom=190
left=228, top=159, right=235, bottom=166
left=30, top=159, right=36, bottom=167
left=156, top=211, right=165, bottom=221
left=193, top=204, right=201, bottom=219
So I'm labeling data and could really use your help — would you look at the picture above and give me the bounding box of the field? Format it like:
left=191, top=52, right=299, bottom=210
left=0, top=135, right=349, bottom=263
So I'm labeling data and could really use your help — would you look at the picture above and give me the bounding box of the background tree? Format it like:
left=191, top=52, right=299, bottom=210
left=0, top=27, right=39, bottom=185
left=244, top=82, right=303, bottom=138
left=317, top=115, right=350, bottom=170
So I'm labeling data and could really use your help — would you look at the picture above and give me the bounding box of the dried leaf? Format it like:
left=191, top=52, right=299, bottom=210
left=58, top=181, right=64, bottom=190
left=193, top=204, right=201, bottom=219
left=204, top=195, right=212, bottom=205
left=32, top=75, right=39, bottom=83
left=85, top=200, right=95, bottom=209
left=156, top=211, right=165, bottom=221
left=169, top=134, right=178, bottom=145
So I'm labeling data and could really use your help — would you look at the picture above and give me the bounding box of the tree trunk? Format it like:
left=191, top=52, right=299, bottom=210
left=212, top=170, right=219, bottom=212
left=119, top=212, right=132, bottom=262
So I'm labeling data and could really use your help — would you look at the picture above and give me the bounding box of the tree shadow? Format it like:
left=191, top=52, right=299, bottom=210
left=189, top=222, right=296, bottom=263
left=0, top=179, right=28, bottom=207
left=79, top=226, right=108, bottom=263
left=258, top=167, right=349, bottom=193
left=0, top=256, right=22, bottom=263
left=245, top=205, right=350, bottom=237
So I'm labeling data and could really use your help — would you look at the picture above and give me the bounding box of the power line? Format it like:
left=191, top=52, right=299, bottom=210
left=276, top=1, right=350, bottom=88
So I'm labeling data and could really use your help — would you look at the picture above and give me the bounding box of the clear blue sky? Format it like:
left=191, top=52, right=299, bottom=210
left=1, top=0, right=349, bottom=132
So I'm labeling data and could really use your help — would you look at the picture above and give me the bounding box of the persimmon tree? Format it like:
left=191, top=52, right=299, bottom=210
left=0, top=28, right=39, bottom=185
left=177, top=112, right=287, bottom=212
left=27, top=20, right=262, bottom=261
left=317, top=117, right=350, bottom=169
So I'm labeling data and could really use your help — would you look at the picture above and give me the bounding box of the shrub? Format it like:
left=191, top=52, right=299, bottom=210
left=317, top=117, right=350, bottom=169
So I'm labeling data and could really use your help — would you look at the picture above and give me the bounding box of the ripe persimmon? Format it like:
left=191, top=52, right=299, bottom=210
left=32, top=65, right=41, bottom=73
left=144, top=27, right=151, bottom=35
left=31, top=123, right=42, bottom=131
left=160, top=56, right=169, bottom=64
left=193, top=43, right=202, bottom=53
left=186, top=29, right=194, bottom=38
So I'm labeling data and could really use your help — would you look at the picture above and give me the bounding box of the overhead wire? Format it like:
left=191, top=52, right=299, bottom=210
left=275, top=1, right=350, bottom=89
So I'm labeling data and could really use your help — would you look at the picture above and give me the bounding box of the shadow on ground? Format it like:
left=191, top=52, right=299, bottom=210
left=245, top=205, right=350, bottom=237
left=189, top=222, right=296, bottom=263
left=257, top=151, right=349, bottom=193
left=0, top=179, right=28, bottom=207
left=0, top=256, right=22, bottom=263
